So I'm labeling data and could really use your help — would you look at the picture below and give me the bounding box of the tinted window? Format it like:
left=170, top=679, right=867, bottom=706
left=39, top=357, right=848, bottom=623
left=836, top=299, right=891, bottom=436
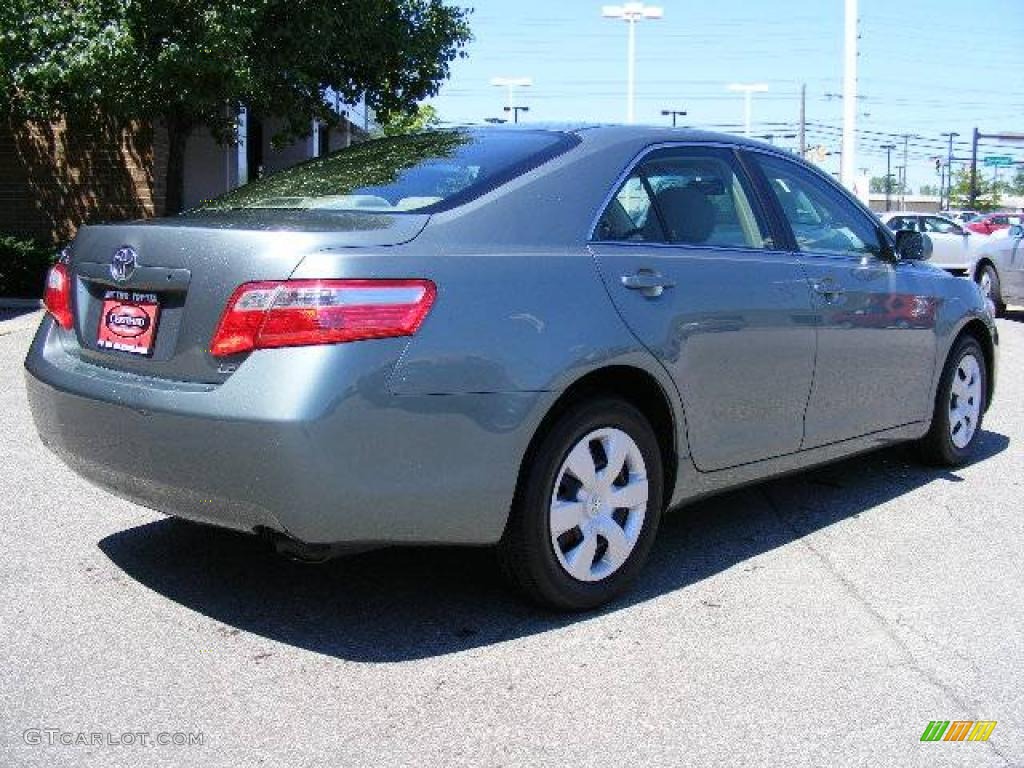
left=755, top=153, right=882, bottom=257
left=595, top=149, right=772, bottom=249
left=594, top=172, right=661, bottom=241
left=887, top=216, right=919, bottom=232
left=198, top=129, right=577, bottom=213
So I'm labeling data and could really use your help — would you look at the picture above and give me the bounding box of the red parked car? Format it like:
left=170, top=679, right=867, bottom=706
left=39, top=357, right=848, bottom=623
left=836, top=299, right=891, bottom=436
left=966, top=212, right=1021, bottom=235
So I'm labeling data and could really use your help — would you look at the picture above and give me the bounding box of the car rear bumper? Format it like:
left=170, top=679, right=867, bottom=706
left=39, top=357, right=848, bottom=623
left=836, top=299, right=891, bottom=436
left=25, top=317, right=543, bottom=545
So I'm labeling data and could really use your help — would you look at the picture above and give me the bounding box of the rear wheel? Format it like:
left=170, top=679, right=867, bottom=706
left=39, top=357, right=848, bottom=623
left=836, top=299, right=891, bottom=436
left=918, top=336, right=987, bottom=467
left=499, top=398, right=664, bottom=611
left=975, top=263, right=1005, bottom=317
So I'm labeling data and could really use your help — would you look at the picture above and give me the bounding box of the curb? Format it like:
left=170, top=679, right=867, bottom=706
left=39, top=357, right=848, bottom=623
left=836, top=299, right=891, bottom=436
left=0, top=299, right=43, bottom=309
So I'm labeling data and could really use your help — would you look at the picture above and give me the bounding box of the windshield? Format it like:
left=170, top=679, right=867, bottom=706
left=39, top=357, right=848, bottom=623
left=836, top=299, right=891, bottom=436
left=197, top=129, right=577, bottom=214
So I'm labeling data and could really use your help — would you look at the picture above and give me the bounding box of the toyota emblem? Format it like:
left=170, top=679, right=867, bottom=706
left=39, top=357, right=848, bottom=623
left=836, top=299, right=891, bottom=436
left=110, top=246, right=138, bottom=283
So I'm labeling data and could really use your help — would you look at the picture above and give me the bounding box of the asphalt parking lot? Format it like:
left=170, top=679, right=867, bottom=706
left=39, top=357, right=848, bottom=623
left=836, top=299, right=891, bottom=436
left=1, top=307, right=1022, bottom=768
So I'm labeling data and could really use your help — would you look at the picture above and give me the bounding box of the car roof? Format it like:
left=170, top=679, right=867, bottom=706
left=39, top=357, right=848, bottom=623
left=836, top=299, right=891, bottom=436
left=455, top=123, right=783, bottom=152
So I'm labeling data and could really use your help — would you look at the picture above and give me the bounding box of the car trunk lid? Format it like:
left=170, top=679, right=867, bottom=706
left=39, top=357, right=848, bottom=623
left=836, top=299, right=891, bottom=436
left=65, top=211, right=428, bottom=383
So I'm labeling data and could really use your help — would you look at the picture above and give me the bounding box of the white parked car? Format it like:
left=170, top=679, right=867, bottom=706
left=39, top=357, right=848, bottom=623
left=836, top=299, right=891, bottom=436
left=974, top=223, right=1024, bottom=316
left=880, top=212, right=979, bottom=276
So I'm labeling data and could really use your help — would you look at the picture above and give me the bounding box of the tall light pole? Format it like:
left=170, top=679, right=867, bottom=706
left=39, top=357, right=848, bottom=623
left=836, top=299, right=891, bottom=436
left=661, top=109, right=687, bottom=127
left=841, top=0, right=858, bottom=188
left=503, top=105, right=530, bottom=124
left=490, top=77, right=532, bottom=114
left=727, top=83, right=768, bottom=138
left=881, top=143, right=896, bottom=212
left=602, top=3, right=664, bottom=124
left=941, top=131, right=959, bottom=209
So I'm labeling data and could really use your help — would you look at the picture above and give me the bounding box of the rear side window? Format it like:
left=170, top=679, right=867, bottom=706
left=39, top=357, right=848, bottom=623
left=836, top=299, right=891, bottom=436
left=595, top=148, right=773, bottom=249
left=198, top=129, right=578, bottom=213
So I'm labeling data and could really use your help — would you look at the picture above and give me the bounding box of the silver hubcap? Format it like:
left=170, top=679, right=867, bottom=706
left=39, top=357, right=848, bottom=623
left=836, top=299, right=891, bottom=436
left=949, top=353, right=982, bottom=449
left=979, top=271, right=993, bottom=299
left=549, top=428, right=648, bottom=582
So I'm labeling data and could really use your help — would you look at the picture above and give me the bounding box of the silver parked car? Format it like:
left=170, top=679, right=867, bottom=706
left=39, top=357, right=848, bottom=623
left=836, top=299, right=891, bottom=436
left=974, top=223, right=1024, bottom=315
left=25, top=126, right=998, bottom=610
left=880, top=211, right=980, bottom=276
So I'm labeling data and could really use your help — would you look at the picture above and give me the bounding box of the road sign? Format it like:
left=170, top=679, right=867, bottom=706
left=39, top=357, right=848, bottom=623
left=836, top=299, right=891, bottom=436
left=982, top=155, right=1014, bottom=167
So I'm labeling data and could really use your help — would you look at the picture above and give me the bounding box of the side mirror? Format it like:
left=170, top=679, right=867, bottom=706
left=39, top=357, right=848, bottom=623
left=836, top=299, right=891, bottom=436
left=894, top=229, right=932, bottom=261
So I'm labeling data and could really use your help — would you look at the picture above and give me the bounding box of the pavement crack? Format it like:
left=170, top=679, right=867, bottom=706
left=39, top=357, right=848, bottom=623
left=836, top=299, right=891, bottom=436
left=760, top=485, right=1014, bottom=766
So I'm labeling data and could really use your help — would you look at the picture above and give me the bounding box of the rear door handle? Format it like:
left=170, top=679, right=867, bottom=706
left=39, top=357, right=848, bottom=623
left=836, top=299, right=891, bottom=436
left=621, top=270, right=676, bottom=298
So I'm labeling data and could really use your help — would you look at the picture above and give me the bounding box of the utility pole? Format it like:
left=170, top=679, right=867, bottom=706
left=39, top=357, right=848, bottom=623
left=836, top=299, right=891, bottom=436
left=503, top=105, right=530, bottom=124
left=841, top=0, right=858, bottom=188
left=799, top=83, right=806, bottom=158
left=660, top=109, right=687, bottom=127
left=899, top=133, right=917, bottom=209
left=602, top=3, right=664, bottom=124
left=941, top=131, right=959, bottom=209
left=881, top=143, right=896, bottom=211
left=727, top=83, right=769, bottom=138
left=970, top=127, right=980, bottom=208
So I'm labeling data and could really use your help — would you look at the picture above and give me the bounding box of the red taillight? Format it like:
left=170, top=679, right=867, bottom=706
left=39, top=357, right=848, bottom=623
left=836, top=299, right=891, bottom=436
left=210, top=279, right=436, bottom=357
left=43, top=263, right=73, bottom=330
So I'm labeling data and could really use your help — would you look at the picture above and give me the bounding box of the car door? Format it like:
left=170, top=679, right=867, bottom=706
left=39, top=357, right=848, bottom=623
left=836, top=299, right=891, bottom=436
left=922, top=215, right=973, bottom=270
left=999, top=226, right=1024, bottom=302
left=748, top=151, right=938, bottom=449
left=590, top=145, right=816, bottom=471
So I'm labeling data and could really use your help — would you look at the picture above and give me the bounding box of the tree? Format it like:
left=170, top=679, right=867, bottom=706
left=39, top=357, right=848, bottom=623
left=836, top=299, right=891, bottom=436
left=869, top=175, right=906, bottom=195
left=0, top=1, right=472, bottom=213
left=377, top=104, right=440, bottom=137
left=948, top=167, right=1001, bottom=212
left=918, top=184, right=939, bottom=197
left=1009, top=166, right=1024, bottom=196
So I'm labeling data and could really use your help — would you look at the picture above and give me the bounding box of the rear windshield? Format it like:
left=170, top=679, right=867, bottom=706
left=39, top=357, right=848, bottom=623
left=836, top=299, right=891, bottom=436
left=197, top=129, right=577, bottom=214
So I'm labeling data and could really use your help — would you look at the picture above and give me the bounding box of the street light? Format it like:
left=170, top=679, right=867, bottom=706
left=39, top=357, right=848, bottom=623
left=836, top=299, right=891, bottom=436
left=602, top=3, right=664, bottom=124
left=726, top=83, right=768, bottom=137
left=757, top=132, right=797, bottom=146
left=503, top=105, right=530, bottom=124
left=880, top=143, right=896, bottom=212
left=490, top=77, right=532, bottom=114
left=661, top=109, right=687, bottom=127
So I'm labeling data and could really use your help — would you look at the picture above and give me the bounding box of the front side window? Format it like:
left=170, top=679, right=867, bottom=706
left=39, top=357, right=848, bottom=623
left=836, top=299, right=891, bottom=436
left=595, top=148, right=772, bottom=249
left=197, top=129, right=577, bottom=213
left=755, top=153, right=882, bottom=257
left=924, top=216, right=961, bottom=234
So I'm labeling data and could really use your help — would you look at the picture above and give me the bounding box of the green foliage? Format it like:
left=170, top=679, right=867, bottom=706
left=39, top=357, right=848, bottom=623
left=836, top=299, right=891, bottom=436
left=0, top=234, right=57, bottom=298
left=869, top=175, right=907, bottom=195
left=377, top=104, right=440, bottom=137
left=1009, top=166, right=1024, bottom=197
left=201, top=130, right=467, bottom=210
left=918, top=183, right=939, bottom=196
left=949, top=167, right=1002, bottom=212
left=0, top=0, right=472, bottom=211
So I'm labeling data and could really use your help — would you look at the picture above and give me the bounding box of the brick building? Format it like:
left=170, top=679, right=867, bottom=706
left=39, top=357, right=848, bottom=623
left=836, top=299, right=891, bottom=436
left=0, top=104, right=371, bottom=246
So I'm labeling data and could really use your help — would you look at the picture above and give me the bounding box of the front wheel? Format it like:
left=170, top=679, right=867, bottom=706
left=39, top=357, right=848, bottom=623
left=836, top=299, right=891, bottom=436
left=917, top=336, right=987, bottom=467
left=975, top=264, right=1006, bottom=317
left=499, top=398, right=664, bottom=611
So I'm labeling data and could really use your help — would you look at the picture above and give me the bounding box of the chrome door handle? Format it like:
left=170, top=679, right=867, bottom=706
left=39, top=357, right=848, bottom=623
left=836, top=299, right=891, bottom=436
left=621, top=270, right=676, bottom=298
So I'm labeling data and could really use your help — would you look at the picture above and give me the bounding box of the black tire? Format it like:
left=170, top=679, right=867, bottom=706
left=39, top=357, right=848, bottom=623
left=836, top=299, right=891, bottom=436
left=499, top=398, right=664, bottom=611
left=976, top=263, right=1006, bottom=317
left=917, top=335, right=987, bottom=467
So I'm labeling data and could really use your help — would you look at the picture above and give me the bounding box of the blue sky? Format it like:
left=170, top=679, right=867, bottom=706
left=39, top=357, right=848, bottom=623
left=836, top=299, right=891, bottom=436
left=427, top=0, right=1024, bottom=192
